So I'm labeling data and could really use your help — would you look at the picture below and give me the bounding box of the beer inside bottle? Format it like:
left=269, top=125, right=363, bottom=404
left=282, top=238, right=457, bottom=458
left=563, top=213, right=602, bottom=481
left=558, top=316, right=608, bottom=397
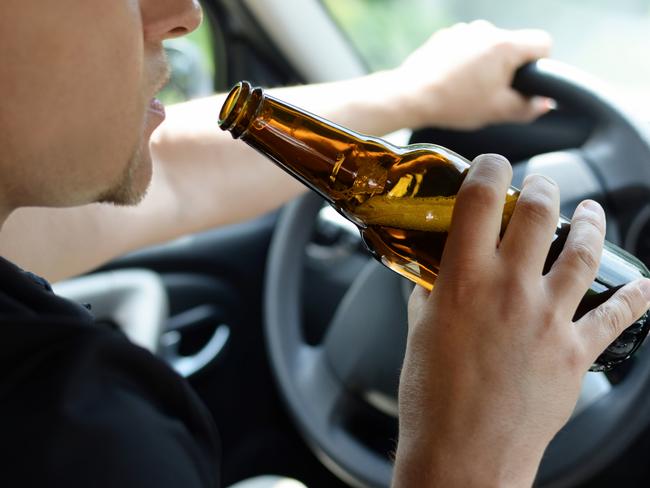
left=219, top=80, right=650, bottom=371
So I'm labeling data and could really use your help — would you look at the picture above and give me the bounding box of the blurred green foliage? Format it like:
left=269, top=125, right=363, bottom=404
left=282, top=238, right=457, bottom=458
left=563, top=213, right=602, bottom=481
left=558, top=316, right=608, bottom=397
left=185, top=16, right=216, bottom=77
left=323, top=0, right=450, bottom=70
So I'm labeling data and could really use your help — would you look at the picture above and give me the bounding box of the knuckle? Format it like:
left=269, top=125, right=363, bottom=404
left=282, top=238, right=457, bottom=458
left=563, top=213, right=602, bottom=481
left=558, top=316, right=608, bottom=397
left=575, top=206, right=606, bottom=236
left=541, top=304, right=562, bottom=329
left=514, top=192, right=557, bottom=228
left=489, top=37, right=519, bottom=59
left=564, top=344, right=588, bottom=372
left=565, top=241, right=600, bottom=275
left=459, top=179, right=503, bottom=208
left=617, top=287, right=641, bottom=323
left=439, top=273, right=484, bottom=309
left=498, top=277, right=538, bottom=320
left=488, top=37, right=516, bottom=56
left=535, top=306, right=559, bottom=340
left=597, top=298, right=629, bottom=339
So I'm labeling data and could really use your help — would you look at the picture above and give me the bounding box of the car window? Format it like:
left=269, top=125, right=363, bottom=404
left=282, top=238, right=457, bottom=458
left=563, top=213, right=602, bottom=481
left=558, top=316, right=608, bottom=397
left=322, top=0, right=650, bottom=115
left=159, top=8, right=216, bottom=104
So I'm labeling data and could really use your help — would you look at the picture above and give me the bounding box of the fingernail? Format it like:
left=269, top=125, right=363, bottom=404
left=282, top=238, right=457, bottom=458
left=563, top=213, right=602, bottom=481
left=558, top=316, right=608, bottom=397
left=579, top=200, right=604, bottom=217
left=641, top=280, right=650, bottom=302
left=534, top=97, right=556, bottom=112
left=523, top=173, right=557, bottom=187
left=469, top=154, right=506, bottom=176
left=480, top=153, right=509, bottom=163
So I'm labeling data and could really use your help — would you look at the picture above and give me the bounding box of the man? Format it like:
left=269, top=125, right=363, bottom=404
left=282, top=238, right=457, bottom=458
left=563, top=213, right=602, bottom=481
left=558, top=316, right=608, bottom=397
left=1, top=1, right=648, bottom=487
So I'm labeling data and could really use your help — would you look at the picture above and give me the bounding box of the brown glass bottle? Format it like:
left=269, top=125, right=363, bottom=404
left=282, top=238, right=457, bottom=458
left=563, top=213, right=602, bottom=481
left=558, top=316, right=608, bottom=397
left=219, top=80, right=649, bottom=371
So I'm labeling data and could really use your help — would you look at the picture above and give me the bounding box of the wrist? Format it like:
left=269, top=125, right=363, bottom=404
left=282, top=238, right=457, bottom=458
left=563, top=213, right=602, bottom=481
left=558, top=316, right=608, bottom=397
left=392, top=433, right=544, bottom=488
left=344, top=69, right=426, bottom=134
left=375, top=67, right=445, bottom=131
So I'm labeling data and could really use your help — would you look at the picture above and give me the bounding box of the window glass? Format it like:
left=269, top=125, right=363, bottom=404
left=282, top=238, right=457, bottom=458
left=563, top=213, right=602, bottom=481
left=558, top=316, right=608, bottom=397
left=323, top=0, right=650, bottom=115
left=159, top=12, right=216, bottom=104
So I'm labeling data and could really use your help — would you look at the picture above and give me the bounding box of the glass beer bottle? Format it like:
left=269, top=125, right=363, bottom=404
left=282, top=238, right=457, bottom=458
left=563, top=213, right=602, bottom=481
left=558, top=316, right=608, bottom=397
left=219, top=80, right=649, bottom=371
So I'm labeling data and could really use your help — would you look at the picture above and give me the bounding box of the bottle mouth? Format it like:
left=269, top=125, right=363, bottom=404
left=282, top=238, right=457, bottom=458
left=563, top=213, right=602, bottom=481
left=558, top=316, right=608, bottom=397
left=219, top=81, right=262, bottom=139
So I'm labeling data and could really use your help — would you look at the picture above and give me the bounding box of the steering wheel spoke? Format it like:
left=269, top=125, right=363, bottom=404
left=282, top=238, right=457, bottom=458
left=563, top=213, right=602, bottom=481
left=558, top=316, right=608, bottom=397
left=322, top=260, right=407, bottom=409
left=294, top=345, right=348, bottom=429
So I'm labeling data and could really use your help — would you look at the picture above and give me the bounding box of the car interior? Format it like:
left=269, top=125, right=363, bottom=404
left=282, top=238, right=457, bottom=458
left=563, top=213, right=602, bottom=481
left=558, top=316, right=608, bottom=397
left=54, top=0, right=650, bottom=486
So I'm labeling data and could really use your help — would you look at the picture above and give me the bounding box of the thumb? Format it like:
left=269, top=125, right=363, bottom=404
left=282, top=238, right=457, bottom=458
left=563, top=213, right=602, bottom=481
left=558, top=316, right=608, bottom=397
left=577, top=279, right=650, bottom=364
left=408, top=285, right=430, bottom=329
left=497, top=91, right=552, bottom=123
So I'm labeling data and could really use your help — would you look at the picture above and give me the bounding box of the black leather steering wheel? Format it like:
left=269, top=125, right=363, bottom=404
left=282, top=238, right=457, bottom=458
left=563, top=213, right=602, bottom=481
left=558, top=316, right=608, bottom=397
left=264, top=59, right=650, bottom=488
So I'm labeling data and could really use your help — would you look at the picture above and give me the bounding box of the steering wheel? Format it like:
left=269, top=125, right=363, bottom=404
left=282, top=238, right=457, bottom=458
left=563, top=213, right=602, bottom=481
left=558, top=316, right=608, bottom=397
left=264, top=59, right=650, bottom=488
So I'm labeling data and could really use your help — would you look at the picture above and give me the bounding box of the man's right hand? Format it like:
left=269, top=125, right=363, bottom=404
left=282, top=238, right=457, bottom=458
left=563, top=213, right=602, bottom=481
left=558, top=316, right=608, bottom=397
left=392, top=154, right=650, bottom=487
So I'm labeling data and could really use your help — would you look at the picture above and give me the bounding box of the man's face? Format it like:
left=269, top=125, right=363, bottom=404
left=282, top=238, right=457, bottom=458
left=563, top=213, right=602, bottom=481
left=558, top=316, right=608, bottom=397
left=0, top=0, right=202, bottom=209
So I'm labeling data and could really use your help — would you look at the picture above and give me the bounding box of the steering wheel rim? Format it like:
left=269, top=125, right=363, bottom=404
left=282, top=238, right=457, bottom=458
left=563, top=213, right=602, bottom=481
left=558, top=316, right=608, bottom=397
left=264, top=59, right=650, bottom=488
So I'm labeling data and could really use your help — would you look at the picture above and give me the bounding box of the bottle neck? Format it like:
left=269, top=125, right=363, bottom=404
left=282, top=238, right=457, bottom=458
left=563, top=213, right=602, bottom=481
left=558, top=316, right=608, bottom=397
left=219, top=81, right=393, bottom=204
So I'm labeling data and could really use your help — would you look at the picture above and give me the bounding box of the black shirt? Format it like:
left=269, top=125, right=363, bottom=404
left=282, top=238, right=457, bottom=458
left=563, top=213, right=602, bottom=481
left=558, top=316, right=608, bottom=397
left=0, top=257, right=220, bottom=487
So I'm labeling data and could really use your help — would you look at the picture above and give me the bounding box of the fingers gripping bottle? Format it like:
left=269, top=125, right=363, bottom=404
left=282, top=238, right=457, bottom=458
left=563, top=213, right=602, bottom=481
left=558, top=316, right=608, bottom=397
left=219, top=81, right=650, bottom=371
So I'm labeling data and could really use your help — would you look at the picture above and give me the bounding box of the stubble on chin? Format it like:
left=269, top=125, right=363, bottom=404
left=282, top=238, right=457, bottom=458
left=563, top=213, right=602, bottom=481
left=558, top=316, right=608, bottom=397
left=96, top=143, right=150, bottom=207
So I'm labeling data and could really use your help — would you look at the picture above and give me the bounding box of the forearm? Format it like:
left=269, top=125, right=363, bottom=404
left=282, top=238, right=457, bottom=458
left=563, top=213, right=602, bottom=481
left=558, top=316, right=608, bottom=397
left=269, top=70, right=416, bottom=135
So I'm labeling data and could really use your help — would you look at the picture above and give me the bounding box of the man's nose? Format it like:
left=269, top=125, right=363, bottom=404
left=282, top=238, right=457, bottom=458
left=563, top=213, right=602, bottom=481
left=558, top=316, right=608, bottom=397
left=141, top=0, right=203, bottom=41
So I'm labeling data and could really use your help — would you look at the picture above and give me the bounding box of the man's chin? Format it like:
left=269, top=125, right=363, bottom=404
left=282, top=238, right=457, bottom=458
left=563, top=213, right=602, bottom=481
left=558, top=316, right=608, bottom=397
left=96, top=146, right=152, bottom=206
left=97, top=181, right=149, bottom=207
